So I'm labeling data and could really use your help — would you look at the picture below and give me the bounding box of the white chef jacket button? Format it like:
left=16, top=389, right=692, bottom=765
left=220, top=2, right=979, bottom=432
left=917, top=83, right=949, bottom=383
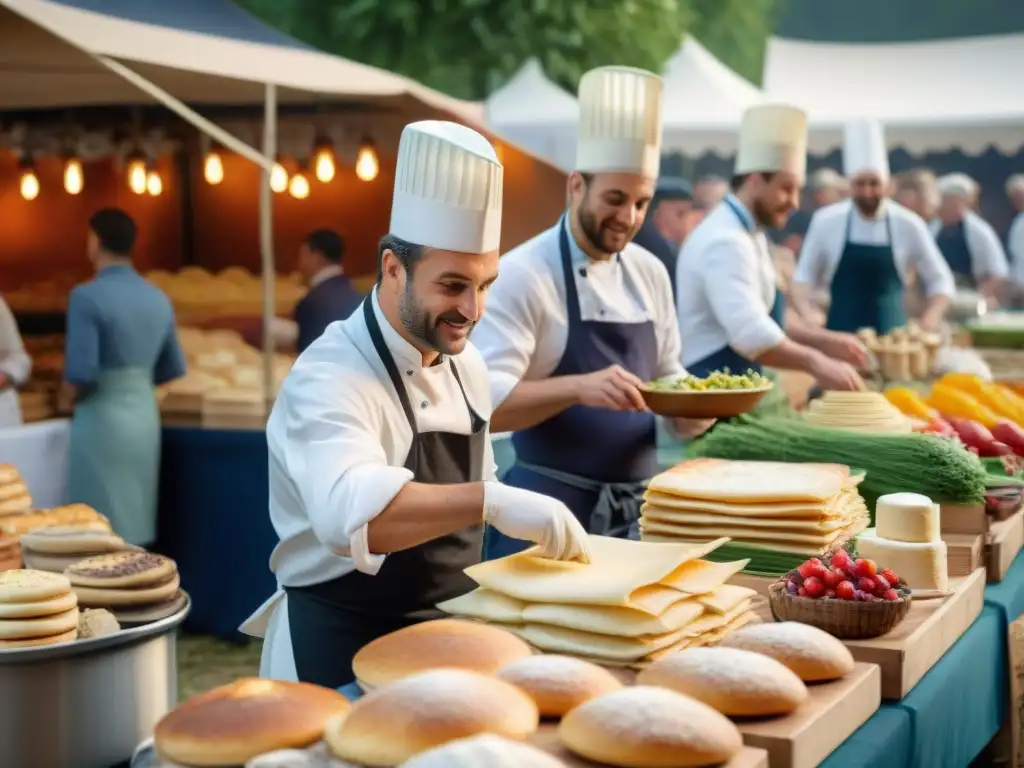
left=578, top=267, right=587, bottom=277
left=599, top=309, right=605, bottom=316
left=406, top=369, right=413, bottom=376
left=420, top=400, right=428, bottom=409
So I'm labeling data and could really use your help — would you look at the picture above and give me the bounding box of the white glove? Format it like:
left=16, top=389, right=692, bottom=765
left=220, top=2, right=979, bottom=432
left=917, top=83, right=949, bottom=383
left=483, top=481, right=592, bottom=563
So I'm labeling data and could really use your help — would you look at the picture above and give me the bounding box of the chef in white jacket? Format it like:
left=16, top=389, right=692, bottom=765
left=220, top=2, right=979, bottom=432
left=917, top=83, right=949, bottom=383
left=473, top=66, right=712, bottom=560
left=677, top=104, right=865, bottom=391
left=1007, top=175, right=1024, bottom=296
left=790, top=120, right=955, bottom=334
left=0, top=295, right=29, bottom=427
left=930, top=172, right=1009, bottom=302
left=240, top=121, right=590, bottom=688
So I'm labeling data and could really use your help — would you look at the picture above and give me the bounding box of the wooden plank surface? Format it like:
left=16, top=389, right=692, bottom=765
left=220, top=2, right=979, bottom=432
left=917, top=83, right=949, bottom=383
left=940, top=503, right=989, bottom=535
left=986, top=511, right=1024, bottom=583
left=943, top=533, right=984, bottom=578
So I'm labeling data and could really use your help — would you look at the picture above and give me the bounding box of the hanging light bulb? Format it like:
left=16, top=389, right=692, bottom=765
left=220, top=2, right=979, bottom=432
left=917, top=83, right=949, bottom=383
left=289, top=170, right=310, bottom=200
left=146, top=169, right=163, bottom=196
left=355, top=139, right=379, bottom=182
left=126, top=151, right=148, bottom=195
left=270, top=158, right=289, bottom=194
left=204, top=150, right=224, bottom=185
left=313, top=136, right=335, bottom=183
left=19, top=158, right=39, bottom=201
left=63, top=156, right=84, bottom=195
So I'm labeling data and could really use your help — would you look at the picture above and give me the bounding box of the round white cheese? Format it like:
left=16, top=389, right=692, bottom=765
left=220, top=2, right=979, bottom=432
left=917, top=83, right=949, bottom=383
left=875, top=492, right=940, bottom=543
left=856, top=529, right=948, bottom=594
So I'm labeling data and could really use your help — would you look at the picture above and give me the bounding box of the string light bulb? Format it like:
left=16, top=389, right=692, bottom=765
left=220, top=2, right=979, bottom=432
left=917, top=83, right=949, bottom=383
left=203, top=150, right=224, bottom=185
left=313, top=136, right=335, bottom=183
left=126, top=151, right=148, bottom=195
left=270, top=160, right=289, bottom=194
left=63, top=156, right=84, bottom=195
left=19, top=158, right=39, bottom=201
left=355, top=139, right=379, bottom=182
left=288, top=170, right=310, bottom=200
left=146, top=169, right=163, bottom=196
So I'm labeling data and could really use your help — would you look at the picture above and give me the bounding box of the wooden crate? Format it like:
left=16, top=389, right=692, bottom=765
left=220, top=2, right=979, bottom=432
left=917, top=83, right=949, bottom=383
left=987, top=511, right=1024, bottom=583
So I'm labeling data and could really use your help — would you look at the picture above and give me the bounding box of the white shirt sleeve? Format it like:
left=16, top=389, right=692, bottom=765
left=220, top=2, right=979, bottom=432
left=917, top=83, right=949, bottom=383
left=905, top=215, right=956, bottom=298
left=0, top=297, right=30, bottom=386
left=282, top=362, right=414, bottom=575
left=966, top=214, right=1010, bottom=280
left=1009, top=216, right=1024, bottom=286
left=474, top=260, right=544, bottom=407
left=792, top=210, right=832, bottom=289
left=703, top=234, right=786, bottom=359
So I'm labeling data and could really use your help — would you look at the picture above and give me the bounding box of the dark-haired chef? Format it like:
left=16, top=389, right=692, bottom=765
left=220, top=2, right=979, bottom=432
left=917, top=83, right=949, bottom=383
left=676, top=105, right=866, bottom=391
left=790, top=120, right=955, bottom=334
left=474, top=66, right=714, bottom=560
left=241, top=121, right=590, bottom=687
left=632, top=177, right=698, bottom=298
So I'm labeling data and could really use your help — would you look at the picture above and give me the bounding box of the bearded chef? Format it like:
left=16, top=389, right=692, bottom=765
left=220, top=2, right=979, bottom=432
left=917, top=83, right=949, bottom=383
left=789, top=120, right=955, bottom=334
left=472, top=66, right=713, bottom=560
left=676, top=104, right=866, bottom=391
left=930, top=173, right=1009, bottom=304
left=240, top=121, right=590, bottom=687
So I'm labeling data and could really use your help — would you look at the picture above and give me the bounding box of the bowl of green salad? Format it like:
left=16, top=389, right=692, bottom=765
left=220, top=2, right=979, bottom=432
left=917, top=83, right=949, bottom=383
left=640, top=369, right=774, bottom=418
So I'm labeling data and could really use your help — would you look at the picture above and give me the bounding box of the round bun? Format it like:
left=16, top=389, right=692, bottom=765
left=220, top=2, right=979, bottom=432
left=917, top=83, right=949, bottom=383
left=558, top=686, right=743, bottom=768
left=325, top=668, right=539, bottom=766
left=637, top=647, right=807, bottom=717
left=154, top=678, right=350, bottom=766
left=496, top=655, right=623, bottom=717
left=352, top=619, right=533, bottom=689
left=400, top=734, right=566, bottom=767
left=719, top=621, right=856, bottom=682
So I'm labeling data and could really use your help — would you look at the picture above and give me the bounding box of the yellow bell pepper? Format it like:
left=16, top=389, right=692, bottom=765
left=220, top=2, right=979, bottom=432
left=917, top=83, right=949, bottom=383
left=938, top=373, right=1024, bottom=424
left=926, top=383, right=1001, bottom=428
left=884, top=387, right=937, bottom=420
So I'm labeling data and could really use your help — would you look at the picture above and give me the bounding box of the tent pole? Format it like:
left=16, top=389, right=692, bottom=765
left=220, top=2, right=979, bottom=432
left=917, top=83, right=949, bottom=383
left=260, top=83, right=278, bottom=408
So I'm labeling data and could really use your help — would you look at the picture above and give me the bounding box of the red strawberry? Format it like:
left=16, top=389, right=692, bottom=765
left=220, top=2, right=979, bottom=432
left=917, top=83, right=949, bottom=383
left=832, top=550, right=852, bottom=570
left=858, top=576, right=877, bottom=593
left=797, top=562, right=816, bottom=580
left=836, top=580, right=856, bottom=600
left=798, top=586, right=808, bottom=597
left=823, top=570, right=842, bottom=589
left=802, top=577, right=826, bottom=598
left=833, top=568, right=849, bottom=581
left=882, top=589, right=900, bottom=601
left=881, top=569, right=900, bottom=586
left=853, top=559, right=878, bottom=579
left=874, top=575, right=891, bottom=593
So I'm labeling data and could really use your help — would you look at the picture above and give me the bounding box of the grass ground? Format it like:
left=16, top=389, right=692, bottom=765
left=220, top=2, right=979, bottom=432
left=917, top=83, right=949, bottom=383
left=177, top=633, right=261, bottom=701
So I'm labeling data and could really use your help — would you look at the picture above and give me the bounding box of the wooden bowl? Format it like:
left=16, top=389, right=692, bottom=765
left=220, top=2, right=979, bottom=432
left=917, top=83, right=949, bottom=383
left=768, top=582, right=911, bottom=639
left=639, top=384, right=773, bottom=419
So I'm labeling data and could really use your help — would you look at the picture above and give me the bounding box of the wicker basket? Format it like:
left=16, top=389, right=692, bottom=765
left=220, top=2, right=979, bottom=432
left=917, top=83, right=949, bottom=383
left=768, top=582, right=912, bottom=639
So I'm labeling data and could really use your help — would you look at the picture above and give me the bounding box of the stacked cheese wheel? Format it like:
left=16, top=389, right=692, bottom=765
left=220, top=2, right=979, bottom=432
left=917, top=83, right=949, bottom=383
left=65, top=552, right=186, bottom=625
left=804, top=391, right=913, bottom=434
left=0, top=570, right=79, bottom=648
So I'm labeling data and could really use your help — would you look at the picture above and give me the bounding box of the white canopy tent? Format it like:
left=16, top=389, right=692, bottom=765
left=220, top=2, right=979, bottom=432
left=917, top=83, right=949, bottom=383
left=763, top=33, right=1024, bottom=154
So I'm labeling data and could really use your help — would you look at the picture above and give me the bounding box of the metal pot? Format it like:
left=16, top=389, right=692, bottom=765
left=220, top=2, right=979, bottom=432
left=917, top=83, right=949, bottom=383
left=0, top=598, right=189, bottom=768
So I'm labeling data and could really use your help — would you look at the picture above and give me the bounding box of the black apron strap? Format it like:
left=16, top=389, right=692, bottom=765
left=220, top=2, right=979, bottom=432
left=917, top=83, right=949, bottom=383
left=558, top=216, right=584, bottom=326
left=363, top=296, right=417, bottom=434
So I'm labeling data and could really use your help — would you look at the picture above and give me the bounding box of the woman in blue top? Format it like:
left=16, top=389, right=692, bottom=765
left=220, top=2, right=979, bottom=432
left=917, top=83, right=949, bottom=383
left=63, top=209, right=187, bottom=546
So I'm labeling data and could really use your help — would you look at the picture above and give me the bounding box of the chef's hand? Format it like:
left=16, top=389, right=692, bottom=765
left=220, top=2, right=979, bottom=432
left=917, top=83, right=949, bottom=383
left=483, top=481, right=591, bottom=563
left=671, top=418, right=716, bottom=439
left=576, top=365, right=647, bottom=412
left=823, top=333, right=871, bottom=370
left=811, top=356, right=866, bottom=392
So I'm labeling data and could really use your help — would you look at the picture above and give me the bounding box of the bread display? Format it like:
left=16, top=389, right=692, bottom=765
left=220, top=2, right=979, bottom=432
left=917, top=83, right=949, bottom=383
left=0, top=464, right=32, bottom=517
left=324, top=669, right=539, bottom=766
left=0, top=504, right=110, bottom=536
left=399, top=734, right=567, bottom=767
left=859, top=322, right=942, bottom=382
left=443, top=536, right=758, bottom=668
left=154, top=678, right=350, bottom=766
left=719, top=622, right=856, bottom=682
left=0, top=533, right=20, bottom=572
left=640, top=459, right=870, bottom=559
left=495, top=654, right=623, bottom=717
left=66, top=551, right=186, bottom=625
left=0, top=569, right=78, bottom=647
left=558, top=686, right=743, bottom=768
left=637, top=647, right=808, bottom=716
left=20, top=524, right=136, bottom=573
left=804, top=391, right=913, bottom=434
left=351, top=618, right=533, bottom=690
left=145, top=267, right=308, bottom=318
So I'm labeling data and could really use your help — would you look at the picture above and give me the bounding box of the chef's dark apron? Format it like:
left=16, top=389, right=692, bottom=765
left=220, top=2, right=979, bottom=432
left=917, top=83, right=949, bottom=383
left=286, top=297, right=486, bottom=688
left=687, top=196, right=785, bottom=378
left=825, top=209, right=905, bottom=334
left=935, top=220, right=976, bottom=289
left=484, top=218, right=659, bottom=560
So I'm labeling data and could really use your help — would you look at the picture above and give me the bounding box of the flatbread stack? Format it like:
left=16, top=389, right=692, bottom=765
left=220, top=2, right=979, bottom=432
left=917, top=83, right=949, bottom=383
left=0, top=533, right=20, bottom=572
left=0, top=464, right=32, bottom=517
left=439, top=535, right=758, bottom=669
left=804, top=391, right=913, bottom=434
left=0, top=569, right=79, bottom=648
left=640, top=459, right=870, bottom=559
left=0, top=504, right=110, bottom=537
left=65, top=551, right=186, bottom=626
left=20, top=524, right=138, bottom=573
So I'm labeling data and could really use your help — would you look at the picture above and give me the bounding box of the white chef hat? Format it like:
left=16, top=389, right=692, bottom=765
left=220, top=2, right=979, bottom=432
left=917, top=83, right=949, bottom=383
left=389, top=121, right=503, bottom=253
left=938, top=172, right=978, bottom=198
left=843, top=119, right=889, bottom=181
left=735, top=104, right=808, bottom=183
left=576, top=66, right=663, bottom=179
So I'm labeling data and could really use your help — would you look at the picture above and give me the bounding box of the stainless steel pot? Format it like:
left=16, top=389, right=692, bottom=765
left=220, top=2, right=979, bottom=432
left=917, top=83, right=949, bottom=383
left=0, top=597, right=189, bottom=768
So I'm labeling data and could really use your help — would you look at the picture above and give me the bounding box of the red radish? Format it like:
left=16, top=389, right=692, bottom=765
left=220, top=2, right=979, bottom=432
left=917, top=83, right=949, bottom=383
left=991, top=421, right=1024, bottom=456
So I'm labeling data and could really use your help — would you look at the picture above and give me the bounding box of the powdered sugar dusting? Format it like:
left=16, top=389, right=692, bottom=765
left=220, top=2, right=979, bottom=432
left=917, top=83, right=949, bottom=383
left=642, top=647, right=805, bottom=699
left=722, top=622, right=854, bottom=672
left=497, top=655, right=619, bottom=695
left=401, top=734, right=565, bottom=767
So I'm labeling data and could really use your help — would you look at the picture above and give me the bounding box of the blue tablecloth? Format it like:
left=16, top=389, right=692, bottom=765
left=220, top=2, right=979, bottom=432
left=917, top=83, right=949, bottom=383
left=155, top=426, right=276, bottom=638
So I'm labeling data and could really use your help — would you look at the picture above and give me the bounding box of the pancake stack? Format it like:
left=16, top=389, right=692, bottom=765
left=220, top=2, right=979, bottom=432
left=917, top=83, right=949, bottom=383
left=0, top=503, right=110, bottom=537
left=804, top=391, right=913, bottom=434
left=0, top=569, right=79, bottom=648
left=0, top=533, right=20, bottom=572
left=20, top=524, right=137, bottom=573
left=0, top=463, right=32, bottom=518
left=439, top=535, right=758, bottom=669
left=64, top=551, right=186, bottom=626
left=639, top=459, right=870, bottom=573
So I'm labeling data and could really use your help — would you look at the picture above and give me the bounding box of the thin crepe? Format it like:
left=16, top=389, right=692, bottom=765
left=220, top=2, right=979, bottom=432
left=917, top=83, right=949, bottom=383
left=640, top=531, right=857, bottom=557
left=640, top=505, right=856, bottom=532
left=648, top=458, right=853, bottom=503
left=640, top=517, right=868, bottom=547
left=642, top=490, right=852, bottom=520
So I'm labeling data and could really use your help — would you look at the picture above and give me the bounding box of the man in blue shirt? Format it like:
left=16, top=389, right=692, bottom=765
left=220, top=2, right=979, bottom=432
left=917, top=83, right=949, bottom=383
left=631, top=177, right=701, bottom=298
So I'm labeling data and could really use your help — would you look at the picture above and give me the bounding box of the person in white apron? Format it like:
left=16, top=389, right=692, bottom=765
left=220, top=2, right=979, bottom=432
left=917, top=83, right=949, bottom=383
left=240, top=121, right=590, bottom=687
left=0, top=294, right=30, bottom=427
left=790, top=120, right=955, bottom=335
left=676, top=104, right=866, bottom=391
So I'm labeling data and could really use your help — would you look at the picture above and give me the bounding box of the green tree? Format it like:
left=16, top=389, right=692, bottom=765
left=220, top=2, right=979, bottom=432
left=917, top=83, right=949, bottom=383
left=238, top=0, right=778, bottom=98
left=689, top=0, right=787, bottom=85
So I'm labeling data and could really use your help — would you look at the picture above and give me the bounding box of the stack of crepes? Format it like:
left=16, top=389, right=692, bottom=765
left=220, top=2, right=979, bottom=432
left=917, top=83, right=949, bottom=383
left=438, top=535, right=758, bottom=669
left=640, top=459, right=870, bottom=576
left=803, top=391, right=913, bottom=434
